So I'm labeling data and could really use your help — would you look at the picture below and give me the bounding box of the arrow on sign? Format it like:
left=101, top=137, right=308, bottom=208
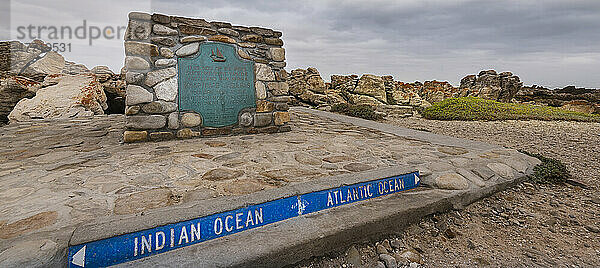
left=71, top=245, right=85, bottom=267
left=414, top=174, right=420, bottom=185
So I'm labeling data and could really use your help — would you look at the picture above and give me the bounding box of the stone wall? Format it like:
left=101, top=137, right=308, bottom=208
left=123, top=12, right=290, bottom=142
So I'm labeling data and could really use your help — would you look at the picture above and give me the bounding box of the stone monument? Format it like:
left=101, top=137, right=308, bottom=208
left=122, top=12, right=291, bottom=142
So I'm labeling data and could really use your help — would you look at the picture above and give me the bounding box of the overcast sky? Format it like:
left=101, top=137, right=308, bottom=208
left=4, top=0, right=600, bottom=88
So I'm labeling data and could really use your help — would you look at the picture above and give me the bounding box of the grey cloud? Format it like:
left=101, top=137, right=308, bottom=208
left=4, top=0, right=598, bottom=88
left=147, top=0, right=600, bottom=87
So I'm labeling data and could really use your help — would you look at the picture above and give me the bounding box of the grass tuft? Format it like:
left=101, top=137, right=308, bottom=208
left=521, top=151, right=572, bottom=184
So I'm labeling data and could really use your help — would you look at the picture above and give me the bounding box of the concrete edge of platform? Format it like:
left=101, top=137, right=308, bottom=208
left=118, top=167, right=533, bottom=268
left=292, top=107, right=500, bottom=151
left=70, top=165, right=418, bottom=246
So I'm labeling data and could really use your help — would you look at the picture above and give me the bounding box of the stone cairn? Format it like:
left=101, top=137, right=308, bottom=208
left=123, top=12, right=291, bottom=142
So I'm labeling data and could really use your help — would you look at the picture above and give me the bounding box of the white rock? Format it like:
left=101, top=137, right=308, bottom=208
left=255, top=81, right=267, bottom=99
left=168, top=112, right=179, bottom=129
left=153, top=24, right=178, bottom=35
left=22, top=51, right=65, bottom=76
left=8, top=74, right=107, bottom=122
left=125, top=56, right=150, bottom=70
left=154, top=77, right=177, bottom=101
left=145, top=67, right=176, bottom=87
left=181, top=113, right=202, bottom=127
left=180, top=36, right=207, bottom=43
left=126, top=85, right=153, bottom=105
left=255, top=63, right=275, bottom=81
left=176, top=43, right=200, bottom=57
left=155, top=59, right=177, bottom=68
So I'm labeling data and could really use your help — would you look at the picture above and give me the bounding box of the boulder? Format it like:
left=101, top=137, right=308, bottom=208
left=306, top=68, right=327, bottom=94
left=0, top=42, right=11, bottom=78
left=288, top=67, right=329, bottom=106
left=354, top=74, right=387, bottom=103
left=91, top=66, right=115, bottom=83
left=560, top=100, right=599, bottom=114
left=3, top=41, right=43, bottom=77
left=460, top=70, right=523, bottom=102
left=516, top=85, right=600, bottom=112
left=21, top=51, right=65, bottom=79
left=388, top=81, right=421, bottom=106
left=62, top=61, right=90, bottom=75
left=348, top=94, right=384, bottom=106
left=0, top=76, right=40, bottom=123
left=414, top=80, right=464, bottom=104
left=8, top=74, right=107, bottom=122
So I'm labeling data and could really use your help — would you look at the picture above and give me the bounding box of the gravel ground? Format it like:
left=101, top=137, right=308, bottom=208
left=295, top=117, right=600, bottom=268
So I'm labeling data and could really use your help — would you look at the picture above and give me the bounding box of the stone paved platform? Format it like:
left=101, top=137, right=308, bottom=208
left=0, top=108, right=540, bottom=267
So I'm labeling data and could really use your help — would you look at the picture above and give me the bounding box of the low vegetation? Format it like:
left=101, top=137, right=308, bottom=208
left=422, top=97, right=600, bottom=122
left=331, top=103, right=384, bottom=121
left=521, top=151, right=572, bottom=184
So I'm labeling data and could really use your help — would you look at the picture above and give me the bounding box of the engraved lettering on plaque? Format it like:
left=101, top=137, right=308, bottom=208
left=178, top=42, right=256, bottom=127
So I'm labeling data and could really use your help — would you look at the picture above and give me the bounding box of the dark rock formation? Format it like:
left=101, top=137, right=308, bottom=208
left=0, top=76, right=40, bottom=123
left=459, top=70, right=523, bottom=102
left=516, top=85, right=600, bottom=114
left=91, top=66, right=126, bottom=114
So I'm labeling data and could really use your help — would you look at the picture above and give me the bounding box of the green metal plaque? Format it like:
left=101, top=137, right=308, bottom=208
left=178, top=42, right=256, bottom=127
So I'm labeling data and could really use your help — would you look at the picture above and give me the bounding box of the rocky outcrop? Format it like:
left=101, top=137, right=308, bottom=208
left=289, top=68, right=454, bottom=110
left=459, top=70, right=523, bottom=102
left=353, top=74, right=387, bottom=104
left=288, top=68, right=329, bottom=106
left=91, top=66, right=126, bottom=114
left=8, top=74, right=108, bottom=122
left=288, top=68, right=600, bottom=116
left=516, top=85, right=600, bottom=114
left=561, top=100, right=599, bottom=114
left=0, top=40, right=125, bottom=123
left=385, top=79, right=422, bottom=106
left=415, top=80, right=467, bottom=105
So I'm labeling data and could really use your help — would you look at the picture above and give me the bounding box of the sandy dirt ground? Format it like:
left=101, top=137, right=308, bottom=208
left=296, top=117, right=600, bottom=268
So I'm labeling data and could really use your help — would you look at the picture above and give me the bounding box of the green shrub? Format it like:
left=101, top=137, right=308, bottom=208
left=422, top=97, right=600, bottom=122
left=331, top=103, right=383, bottom=121
left=522, top=151, right=572, bottom=184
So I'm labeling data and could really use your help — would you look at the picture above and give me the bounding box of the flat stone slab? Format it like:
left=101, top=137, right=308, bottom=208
left=0, top=108, right=540, bottom=267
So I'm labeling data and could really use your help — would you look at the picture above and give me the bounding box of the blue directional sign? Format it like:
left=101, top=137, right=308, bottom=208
left=68, top=171, right=420, bottom=267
